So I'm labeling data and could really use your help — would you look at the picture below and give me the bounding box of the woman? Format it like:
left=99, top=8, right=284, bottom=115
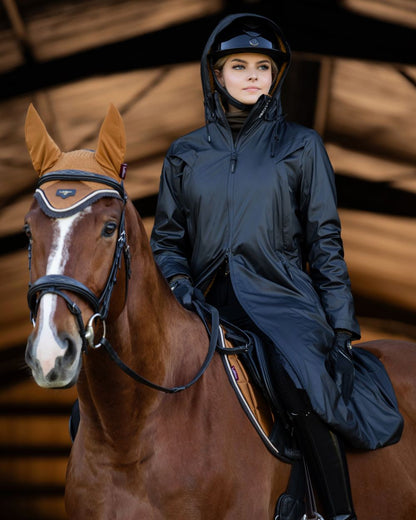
left=151, top=13, right=403, bottom=520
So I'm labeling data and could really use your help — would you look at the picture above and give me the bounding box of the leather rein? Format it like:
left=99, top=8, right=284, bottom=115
left=27, top=171, right=220, bottom=394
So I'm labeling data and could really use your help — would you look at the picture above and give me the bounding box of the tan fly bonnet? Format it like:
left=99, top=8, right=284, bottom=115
left=25, top=103, right=127, bottom=217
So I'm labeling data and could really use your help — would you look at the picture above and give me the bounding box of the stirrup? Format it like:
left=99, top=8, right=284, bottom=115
left=302, top=513, right=324, bottom=520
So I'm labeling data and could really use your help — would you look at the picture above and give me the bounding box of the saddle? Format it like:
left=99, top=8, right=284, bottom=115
left=218, top=321, right=300, bottom=463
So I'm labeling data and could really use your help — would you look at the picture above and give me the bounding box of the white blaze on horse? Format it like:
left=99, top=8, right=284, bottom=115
left=24, top=104, right=416, bottom=519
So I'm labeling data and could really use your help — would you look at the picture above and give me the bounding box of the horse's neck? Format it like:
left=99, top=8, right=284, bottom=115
left=78, top=206, right=202, bottom=442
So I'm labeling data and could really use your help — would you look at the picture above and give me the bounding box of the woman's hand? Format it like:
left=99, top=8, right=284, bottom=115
left=325, top=331, right=355, bottom=403
left=169, top=276, right=205, bottom=310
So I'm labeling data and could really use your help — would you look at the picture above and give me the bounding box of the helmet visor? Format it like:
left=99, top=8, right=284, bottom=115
left=218, top=33, right=276, bottom=53
left=210, top=22, right=288, bottom=65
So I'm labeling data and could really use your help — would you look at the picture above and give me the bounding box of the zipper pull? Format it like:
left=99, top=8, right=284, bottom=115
left=258, top=97, right=271, bottom=119
left=230, top=152, right=237, bottom=173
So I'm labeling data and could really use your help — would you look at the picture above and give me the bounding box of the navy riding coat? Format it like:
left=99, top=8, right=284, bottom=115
left=151, top=13, right=403, bottom=450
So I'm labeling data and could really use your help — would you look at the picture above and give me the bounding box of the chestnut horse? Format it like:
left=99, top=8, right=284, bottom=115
left=24, top=104, right=416, bottom=519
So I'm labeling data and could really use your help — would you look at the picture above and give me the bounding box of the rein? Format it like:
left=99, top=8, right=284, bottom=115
left=100, top=299, right=220, bottom=393
left=27, top=170, right=222, bottom=394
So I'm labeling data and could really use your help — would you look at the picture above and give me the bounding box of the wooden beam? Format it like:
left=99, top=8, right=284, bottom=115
left=0, top=4, right=415, bottom=100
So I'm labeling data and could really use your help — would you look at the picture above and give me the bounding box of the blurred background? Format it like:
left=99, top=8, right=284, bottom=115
left=0, top=0, right=415, bottom=518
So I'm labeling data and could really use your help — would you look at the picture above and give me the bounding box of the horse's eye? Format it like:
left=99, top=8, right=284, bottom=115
left=23, top=223, right=32, bottom=240
left=102, top=221, right=118, bottom=238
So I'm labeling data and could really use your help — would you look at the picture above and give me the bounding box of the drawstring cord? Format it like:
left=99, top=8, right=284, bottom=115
left=205, top=121, right=212, bottom=143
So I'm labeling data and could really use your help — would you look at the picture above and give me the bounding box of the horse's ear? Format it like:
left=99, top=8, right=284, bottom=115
left=95, top=104, right=126, bottom=179
left=25, top=103, right=62, bottom=175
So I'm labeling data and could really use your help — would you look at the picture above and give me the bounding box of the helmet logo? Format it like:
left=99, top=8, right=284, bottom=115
left=249, top=38, right=259, bottom=47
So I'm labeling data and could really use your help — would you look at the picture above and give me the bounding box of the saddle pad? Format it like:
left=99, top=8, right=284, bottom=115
left=224, top=336, right=274, bottom=436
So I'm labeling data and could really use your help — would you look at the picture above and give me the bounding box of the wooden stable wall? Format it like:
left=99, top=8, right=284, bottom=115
left=0, top=382, right=75, bottom=519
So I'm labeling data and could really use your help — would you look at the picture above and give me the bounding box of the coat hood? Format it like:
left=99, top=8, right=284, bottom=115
left=201, top=13, right=291, bottom=122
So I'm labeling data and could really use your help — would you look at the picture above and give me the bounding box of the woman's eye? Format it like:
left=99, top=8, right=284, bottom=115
left=102, top=222, right=118, bottom=237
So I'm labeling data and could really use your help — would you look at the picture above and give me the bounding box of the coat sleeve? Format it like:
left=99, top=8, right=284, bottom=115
left=150, top=150, right=192, bottom=281
left=300, top=131, right=361, bottom=339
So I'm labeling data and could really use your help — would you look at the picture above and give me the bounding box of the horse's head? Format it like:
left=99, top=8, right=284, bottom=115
left=24, top=104, right=129, bottom=388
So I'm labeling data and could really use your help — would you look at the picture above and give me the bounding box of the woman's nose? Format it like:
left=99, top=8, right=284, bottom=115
left=248, top=70, right=258, bottom=80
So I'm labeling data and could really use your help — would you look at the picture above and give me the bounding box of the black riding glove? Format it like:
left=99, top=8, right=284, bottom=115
left=325, top=330, right=355, bottom=403
left=169, top=276, right=205, bottom=310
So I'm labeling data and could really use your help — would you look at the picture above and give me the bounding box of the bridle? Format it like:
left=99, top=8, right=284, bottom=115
left=27, top=170, right=130, bottom=353
left=27, top=170, right=222, bottom=394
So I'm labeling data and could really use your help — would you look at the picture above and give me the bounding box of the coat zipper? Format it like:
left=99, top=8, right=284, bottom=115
left=225, top=98, right=271, bottom=268
left=230, top=152, right=237, bottom=173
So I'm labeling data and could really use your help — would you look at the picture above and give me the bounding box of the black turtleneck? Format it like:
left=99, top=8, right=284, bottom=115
left=226, top=110, right=250, bottom=141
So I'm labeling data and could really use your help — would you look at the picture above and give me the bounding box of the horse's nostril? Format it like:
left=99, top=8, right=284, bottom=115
left=48, top=369, right=58, bottom=382
left=62, top=335, right=78, bottom=365
left=47, top=336, right=79, bottom=384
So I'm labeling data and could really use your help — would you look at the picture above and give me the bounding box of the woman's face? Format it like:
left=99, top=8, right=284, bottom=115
left=215, top=53, right=273, bottom=111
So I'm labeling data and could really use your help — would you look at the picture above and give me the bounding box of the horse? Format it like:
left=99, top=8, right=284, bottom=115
left=23, top=103, right=416, bottom=519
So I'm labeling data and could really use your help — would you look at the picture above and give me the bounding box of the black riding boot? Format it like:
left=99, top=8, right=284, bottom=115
left=266, top=351, right=357, bottom=520
left=290, top=409, right=357, bottom=520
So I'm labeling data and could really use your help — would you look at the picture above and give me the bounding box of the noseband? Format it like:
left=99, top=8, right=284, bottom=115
left=27, top=170, right=131, bottom=352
